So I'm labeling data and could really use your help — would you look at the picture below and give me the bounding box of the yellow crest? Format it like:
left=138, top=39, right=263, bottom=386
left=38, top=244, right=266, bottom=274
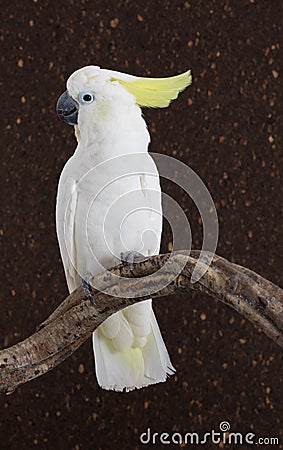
left=111, top=70, right=192, bottom=108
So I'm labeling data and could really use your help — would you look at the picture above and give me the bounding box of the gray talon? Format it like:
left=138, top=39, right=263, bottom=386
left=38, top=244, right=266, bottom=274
left=120, top=251, right=147, bottom=274
left=81, top=278, right=96, bottom=306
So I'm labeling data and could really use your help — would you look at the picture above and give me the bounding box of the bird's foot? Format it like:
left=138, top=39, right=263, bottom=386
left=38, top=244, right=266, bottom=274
left=120, top=251, right=148, bottom=275
left=81, top=276, right=96, bottom=306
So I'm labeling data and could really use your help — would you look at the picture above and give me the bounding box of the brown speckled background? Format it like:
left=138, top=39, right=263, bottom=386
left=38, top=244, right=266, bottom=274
left=1, top=1, right=282, bottom=449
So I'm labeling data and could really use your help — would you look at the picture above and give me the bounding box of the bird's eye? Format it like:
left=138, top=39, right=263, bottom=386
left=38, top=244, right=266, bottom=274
left=78, top=92, right=95, bottom=105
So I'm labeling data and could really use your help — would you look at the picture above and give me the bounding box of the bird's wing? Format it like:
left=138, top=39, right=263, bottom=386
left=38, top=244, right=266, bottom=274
left=56, top=171, right=79, bottom=292
left=139, top=157, right=162, bottom=255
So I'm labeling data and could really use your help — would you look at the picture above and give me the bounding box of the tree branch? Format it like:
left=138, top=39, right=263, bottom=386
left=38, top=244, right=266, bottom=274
left=0, top=251, right=282, bottom=395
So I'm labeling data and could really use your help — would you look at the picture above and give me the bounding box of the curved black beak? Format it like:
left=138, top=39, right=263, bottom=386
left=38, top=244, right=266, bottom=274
left=56, top=90, right=78, bottom=126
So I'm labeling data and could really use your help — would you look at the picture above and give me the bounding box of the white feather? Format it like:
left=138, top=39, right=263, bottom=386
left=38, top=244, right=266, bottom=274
left=99, top=313, right=121, bottom=340
left=56, top=65, right=175, bottom=391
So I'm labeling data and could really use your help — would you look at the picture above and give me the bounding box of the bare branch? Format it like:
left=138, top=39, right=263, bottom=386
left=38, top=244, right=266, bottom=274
left=0, top=251, right=282, bottom=395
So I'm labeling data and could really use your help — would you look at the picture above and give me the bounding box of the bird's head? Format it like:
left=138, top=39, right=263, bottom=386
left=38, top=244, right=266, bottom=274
left=56, top=65, right=192, bottom=127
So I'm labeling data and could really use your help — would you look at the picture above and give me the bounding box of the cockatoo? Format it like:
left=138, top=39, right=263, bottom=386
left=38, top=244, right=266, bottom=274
left=56, top=65, right=192, bottom=391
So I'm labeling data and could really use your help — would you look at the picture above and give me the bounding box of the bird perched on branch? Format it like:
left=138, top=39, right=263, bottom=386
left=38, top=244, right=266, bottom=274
left=56, top=65, right=192, bottom=391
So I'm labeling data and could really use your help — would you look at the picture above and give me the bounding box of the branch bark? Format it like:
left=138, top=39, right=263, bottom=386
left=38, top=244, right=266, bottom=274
left=0, top=251, right=282, bottom=395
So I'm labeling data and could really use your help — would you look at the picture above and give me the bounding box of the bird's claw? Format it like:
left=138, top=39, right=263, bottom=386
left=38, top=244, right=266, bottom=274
left=120, top=251, right=148, bottom=275
left=81, top=277, right=96, bottom=306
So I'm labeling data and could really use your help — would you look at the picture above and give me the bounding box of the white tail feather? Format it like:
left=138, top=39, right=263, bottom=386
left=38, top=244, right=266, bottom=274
left=92, top=300, right=175, bottom=392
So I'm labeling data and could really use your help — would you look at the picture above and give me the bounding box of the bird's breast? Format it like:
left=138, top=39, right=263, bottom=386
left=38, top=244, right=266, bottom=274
left=58, top=151, right=162, bottom=277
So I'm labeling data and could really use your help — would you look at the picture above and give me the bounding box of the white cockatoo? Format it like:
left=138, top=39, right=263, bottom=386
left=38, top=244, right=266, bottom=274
left=56, top=65, right=192, bottom=391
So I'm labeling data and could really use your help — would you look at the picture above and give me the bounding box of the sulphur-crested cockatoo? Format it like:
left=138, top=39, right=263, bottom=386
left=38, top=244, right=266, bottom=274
left=56, top=65, right=192, bottom=391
